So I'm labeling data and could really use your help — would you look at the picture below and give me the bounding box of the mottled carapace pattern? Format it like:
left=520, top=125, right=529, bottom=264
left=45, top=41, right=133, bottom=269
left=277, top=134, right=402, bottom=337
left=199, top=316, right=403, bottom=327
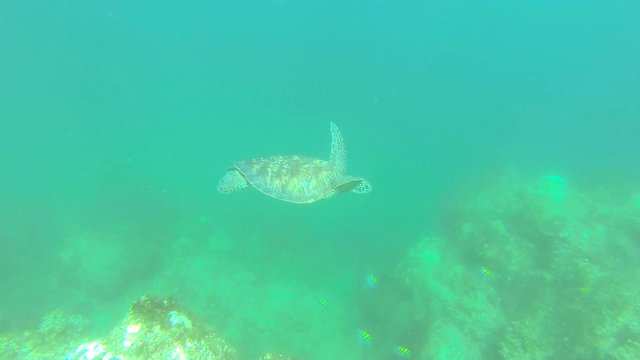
left=235, top=155, right=338, bottom=203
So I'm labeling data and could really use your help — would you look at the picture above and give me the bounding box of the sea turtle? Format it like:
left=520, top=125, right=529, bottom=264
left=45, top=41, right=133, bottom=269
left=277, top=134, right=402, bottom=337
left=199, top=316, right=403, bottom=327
left=217, top=122, right=372, bottom=203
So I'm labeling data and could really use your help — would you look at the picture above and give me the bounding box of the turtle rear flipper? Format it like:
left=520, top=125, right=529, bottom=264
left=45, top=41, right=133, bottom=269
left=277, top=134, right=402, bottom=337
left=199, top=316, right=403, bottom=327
left=217, top=169, right=248, bottom=194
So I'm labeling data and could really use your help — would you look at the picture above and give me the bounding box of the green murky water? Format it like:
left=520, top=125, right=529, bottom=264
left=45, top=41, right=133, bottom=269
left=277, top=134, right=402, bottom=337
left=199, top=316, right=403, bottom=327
left=1, top=1, right=639, bottom=359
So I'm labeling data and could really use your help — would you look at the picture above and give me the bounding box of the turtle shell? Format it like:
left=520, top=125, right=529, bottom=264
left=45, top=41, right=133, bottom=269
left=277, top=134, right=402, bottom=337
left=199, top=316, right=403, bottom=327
left=234, top=155, right=339, bottom=203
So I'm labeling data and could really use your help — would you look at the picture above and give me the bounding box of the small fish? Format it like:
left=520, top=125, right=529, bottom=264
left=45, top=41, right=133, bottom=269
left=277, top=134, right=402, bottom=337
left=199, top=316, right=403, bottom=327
left=474, top=266, right=495, bottom=284
left=365, top=274, right=378, bottom=288
left=580, top=286, right=591, bottom=294
left=481, top=266, right=493, bottom=278
left=357, top=329, right=373, bottom=345
left=318, top=298, right=328, bottom=308
left=394, top=345, right=412, bottom=358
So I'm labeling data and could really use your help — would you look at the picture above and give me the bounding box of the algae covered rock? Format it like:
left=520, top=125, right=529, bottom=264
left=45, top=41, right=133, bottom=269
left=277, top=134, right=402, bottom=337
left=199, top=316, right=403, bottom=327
left=258, top=352, right=297, bottom=360
left=0, top=309, right=89, bottom=360
left=391, top=171, right=640, bottom=359
left=67, top=295, right=236, bottom=360
left=0, top=295, right=238, bottom=360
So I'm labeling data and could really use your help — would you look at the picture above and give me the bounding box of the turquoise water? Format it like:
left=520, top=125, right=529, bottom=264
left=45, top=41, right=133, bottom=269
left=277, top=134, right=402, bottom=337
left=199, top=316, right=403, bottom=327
left=1, top=1, right=639, bottom=359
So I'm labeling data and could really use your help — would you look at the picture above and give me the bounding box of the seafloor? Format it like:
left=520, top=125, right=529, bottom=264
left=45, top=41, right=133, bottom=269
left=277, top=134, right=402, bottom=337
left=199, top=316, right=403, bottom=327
left=1, top=170, right=639, bottom=359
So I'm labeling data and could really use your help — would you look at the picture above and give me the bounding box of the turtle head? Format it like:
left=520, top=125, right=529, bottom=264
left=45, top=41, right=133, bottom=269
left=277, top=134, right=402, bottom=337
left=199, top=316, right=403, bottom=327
left=351, top=179, right=372, bottom=194
left=335, top=175, right=372, bottom=194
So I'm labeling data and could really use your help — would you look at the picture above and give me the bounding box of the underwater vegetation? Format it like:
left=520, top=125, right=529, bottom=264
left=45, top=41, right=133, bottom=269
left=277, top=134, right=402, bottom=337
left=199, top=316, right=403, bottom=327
left=0, top=295, right=297, bottom=360
left=0, top=309, right=89, bottom=359
left=362, top=170, right=640, bottom=359
left=2, top=170, right=639, bottom=359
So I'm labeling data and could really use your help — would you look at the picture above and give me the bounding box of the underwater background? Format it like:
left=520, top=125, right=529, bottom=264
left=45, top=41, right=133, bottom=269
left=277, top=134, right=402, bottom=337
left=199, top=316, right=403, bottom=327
left=1, top=0, right=639, bottom=359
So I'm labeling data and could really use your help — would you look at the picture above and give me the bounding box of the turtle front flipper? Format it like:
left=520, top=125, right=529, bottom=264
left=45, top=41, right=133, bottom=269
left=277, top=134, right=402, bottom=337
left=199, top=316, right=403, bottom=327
left=217, top=169, right=249, bottom=194
left=329, top=122, right=347, bottom=175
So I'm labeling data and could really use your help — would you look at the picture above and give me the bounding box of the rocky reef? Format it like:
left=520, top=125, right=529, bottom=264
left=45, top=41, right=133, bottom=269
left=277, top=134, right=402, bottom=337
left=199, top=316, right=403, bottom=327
left=0, top=295, right=294, bottom=360
left=3, top=170, right=638, bottom=360
left=370, top=171, right=640, bottom=359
